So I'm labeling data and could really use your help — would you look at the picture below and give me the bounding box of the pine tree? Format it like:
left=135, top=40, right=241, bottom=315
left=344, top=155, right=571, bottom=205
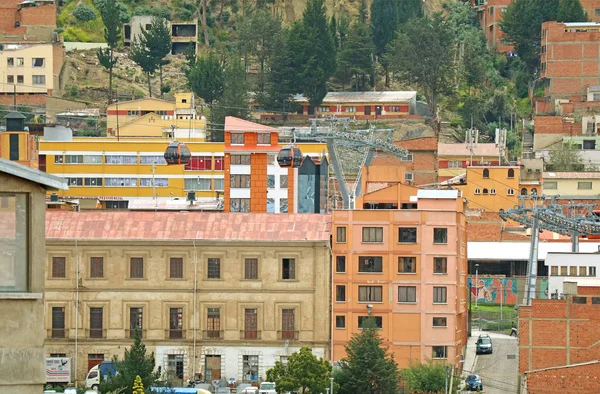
left=557, top=0, right=587, bottom=22
left=96, top=0, right=123, bottom=103
left=144, top=17, right=172, bottom=97
left=186, top=53, right=224, bottom=105
left=371, top=0, right=398, bottom=86
left=130, top=35, right=159, bottom=97
left=263, top=30, right=297, bottom=113
left=397, top=0, right=424, bottom=25
left=132, top=375, right=145, bottom=394
left=329, top=15, right=339, bottom=50
left=336, top=318, right=399, bottom=394
left=337, top=17, right=374, bottom=91
left=210, top=57, right=249, bottom=142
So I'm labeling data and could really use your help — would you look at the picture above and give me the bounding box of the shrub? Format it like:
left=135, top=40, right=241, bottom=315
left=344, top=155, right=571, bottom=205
left=73, top=4, right=97, bottom=22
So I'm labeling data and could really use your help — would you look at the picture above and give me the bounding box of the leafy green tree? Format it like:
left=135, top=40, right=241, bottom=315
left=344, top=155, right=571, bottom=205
left=397, top=0, right=423, bottom=25
left=547, top=141, right=585, bottom=171
left=73, top=4, right=97, bottom=22
left=337, top=16, right=374, bottom=91
left=401, top=360, right=446, bottom=393
left=187, top=53, right=224, bottom=104
left=96, top=0, right=123, bottom=102
left=386, top=13, right=456, bottom=119
left=371, top=0, right=398, bottom=86
left=209, top=56, right=249, bottom=141
left=286, top=0, right=336, bottom=107
left=557, top=0, right=587, bottom=22
left=94, top=0, right=130, bottom=23
left=266, top=347, right=334, bottom=394
left=336, top=318, right=399, bottom=394
left=99, top=331, right=160, bottom=394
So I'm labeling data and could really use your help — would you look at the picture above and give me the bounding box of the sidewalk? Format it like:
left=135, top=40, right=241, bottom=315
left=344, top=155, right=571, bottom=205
left=462, top=328, right=483, bottom=376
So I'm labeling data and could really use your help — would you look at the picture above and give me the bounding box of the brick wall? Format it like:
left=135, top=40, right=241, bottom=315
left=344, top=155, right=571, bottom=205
left=0, top=2, right=56, bottom=41
left=580, top=0, right=600, bottom=22
left=525, top=361, right=600, bottom=393
left=0, top=93, right=46, bottom=106
left=534, top=116, right=582, bottom=135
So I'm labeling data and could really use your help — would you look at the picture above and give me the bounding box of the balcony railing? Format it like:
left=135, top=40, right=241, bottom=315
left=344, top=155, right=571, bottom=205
left=47, top=328, right=67, bottom=339
left=240, top=330, right=261, bottom=340
left=166, top=329, right=185, bottom=339
left=87, top=328, right=106, bottom=339
left=277, top=330, right=299, bottom=341
left=203, top=329, right=224, bottom=340
left=127, top=328, right=146, bottom=338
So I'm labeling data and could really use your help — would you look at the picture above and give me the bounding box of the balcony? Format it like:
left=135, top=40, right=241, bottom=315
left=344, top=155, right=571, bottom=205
left=47, top=328, right=68, bottom=339
left=127, top=328, right=146, bottom=338
left=87, top=328, right=106, bottom=339
left=203, top=329, right=224, bottom=340
left=240, top=330, right=261, bottom=340
left=166, top=329, right=186, bottom=340
left=277, top=330, right=299, bottom=341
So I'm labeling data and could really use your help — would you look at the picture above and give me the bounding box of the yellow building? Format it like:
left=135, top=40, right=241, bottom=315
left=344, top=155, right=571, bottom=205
left=438, top=143, right=501, bottom=181
left=44, top=211, right=332, bottom=384
left=0, top=43, right=59, bottom=94
left=455, top=166, right=520, bottom=212
left=543, top=172, right=600, bottom=198
left=106, top=93, right=205, bottom=140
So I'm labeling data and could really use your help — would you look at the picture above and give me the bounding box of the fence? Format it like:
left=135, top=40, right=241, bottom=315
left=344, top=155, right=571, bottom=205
left=472, top=305, right=517, bottom=332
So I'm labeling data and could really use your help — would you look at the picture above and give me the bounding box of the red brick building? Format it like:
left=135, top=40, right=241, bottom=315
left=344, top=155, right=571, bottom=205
left=0, top=0, right=57, bottom=42
left=580, top=0, right=600, bottom=22
left=519, top=285, right=600, bottom=393
left=474, top=0, right=514, bottom=54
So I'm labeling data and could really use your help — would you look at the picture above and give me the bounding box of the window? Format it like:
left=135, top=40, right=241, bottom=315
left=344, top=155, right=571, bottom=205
left=184, top=156, right=212, bottom=170
left=358, top=256, right=383, bottom=273
left=267, top=175, right=275, bottom=188
left=207, top=258, right=221, bottom=279
left=214, top=157, right=224, bottom=170
left=130, top=257, right=144, bottom=278
left=54, top=155, right=64, bottom=164
left=433, top=287, right=447, bottom=303
left=358, top=286, right=383, bottom=302
left=90, top=307, right=103, bottom=338
left=482, top=188, right=489, bottom=194
left=130, top=307, right=143, bottom=337
left=474, top=188, right=481, bottom=195
left=578, top=182, right=593, bottom=190
left=65, top=155, right=83, bottom=164
left=596, top=7, right=600, bottom=16
left=106, top=201, right=128, bottom=209
left=405, top=173, right=413, bottom=182
left=490, top=189, right=496, bottom=195
left=362, top=227, right=383, bottom=242
left=433, top=317, right=447, bottom=327
left=184, top=178, right=211, bottom=190
left=245, top=258, right=258, bottom=280
left=52, top=257, right=66, bottom=278
left=31, top=57, right=45, bottom=67
left=206, top=307, right=221, bottom=339
left=127, top=110, right=140, bottom=116
left=550, top=266, right=558, bottom=276
left=319, top=106, right=329, bottom=112
left=448, top=161, right=463, bottom=168
left=580, top=266, right=587, bottom=276
left=434, top=257, right=447, bottom=274
left=51, top=307, right=65, bottom=338
left=140, top=156, right=166, bottom=165
left=584, top=140, right=596, bottom=150
left=282, top=258, right=295, bottom=279
left=336, top=256, right=346, bottom=273
left=230, top=198, right=250, bottom=212
left=280, top=199, right=289, bottom=213
left=32, top=75, right=45, bottom=85
left=105, top=155, right=138, bottom=164
left=140, top=178, right=168, bottom=187
left=267, top=198, right=275, bottom=213
left=67, top=178, right=83, bottom=186
left=399, top=227, right=417, bottom=243
left=398, top=257, right=416, bottom=273
left=482, top=168, right=490, bottom=178
left=544, top=181, right=557, bottom=190
left=230, top=154, right=251, bottom=165
left=358, top=316, right=383, bottom=329
left=507, top=188, right=515, bottom=195
left=573, top=296, right=587, bottom=304
left=389, top=106, right=401, bottom=112
left=335, top=316, right=346, bottom=328
left=170, top=257, right=183, bottom=279
left=231, top=133, right=245, bottom=144
left=507, top=168, right=515, bottom=178
left=214, top=179, right=224, bottom=191
left=280, top=175, right=288, bottom=188
left=561, top=266, right=568, bottom=276
left=244, top=309, right=258, bottom=339
left=7, top=58, right=14, bottom=67
left=281, top=309, right=295, bottom=339
left=432, top=346, right=447, bottom=359
left=104, top=178, right=137, bottom=187
left=336, top=285, right=346, bottom=302
left=398, top=286, right=417, bottom=303
left=169, top=308, right=183, bottom=339
left=230, top=174, right=251, bottom=188
left=345, top=106, right=356, bottom=112
left=84, top=155, right=103, bottom=164
left=7, top=75, right=14, bottom=84
left=90, top=257, right=104, bottom=278
left=570, top=266, right=577, bottom=276
left=17, top=75, right=23, bottom=84
left=433, top=228, right=448, bottom=244
left=402, top=154, right=414, bottom=162
left=16, top=58, right=24, bottom=66
left=258, top=133, right=271, bottom=144
left=85, top=178, right=102, bottom=187
left=336, top=227, right=347, bottom=243
left=590, top=266, right=597, bottom=277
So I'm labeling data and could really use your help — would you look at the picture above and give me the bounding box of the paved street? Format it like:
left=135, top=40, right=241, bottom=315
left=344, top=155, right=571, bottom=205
left=460, top=329, right=519, bottom=394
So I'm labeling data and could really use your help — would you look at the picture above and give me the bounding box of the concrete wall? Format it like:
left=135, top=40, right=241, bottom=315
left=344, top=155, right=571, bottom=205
left=0, top=172, right=48, bottom=393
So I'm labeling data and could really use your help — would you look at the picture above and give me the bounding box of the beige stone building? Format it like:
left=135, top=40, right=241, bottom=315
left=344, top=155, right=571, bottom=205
left=0, top=158, right=67, bottom=393
left=44, top=211, right=332, bottom=384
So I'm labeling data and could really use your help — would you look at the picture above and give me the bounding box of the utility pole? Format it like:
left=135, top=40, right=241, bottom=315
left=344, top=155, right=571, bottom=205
left=152, top=163, right=157, bottom=210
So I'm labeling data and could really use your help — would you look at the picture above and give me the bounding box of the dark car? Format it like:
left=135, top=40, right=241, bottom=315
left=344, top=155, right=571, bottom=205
left=476, top=334, right=493, bottom=354
left=465, top=374, right=483, bottom=391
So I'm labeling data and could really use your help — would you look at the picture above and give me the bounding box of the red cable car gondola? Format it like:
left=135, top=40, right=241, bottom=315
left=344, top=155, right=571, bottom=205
left=277, top=145, right=303, bottom=168
left=164, top=141, right=191, bottom=165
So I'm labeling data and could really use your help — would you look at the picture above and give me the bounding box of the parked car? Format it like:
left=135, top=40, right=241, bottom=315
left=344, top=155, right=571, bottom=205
left=476, top=334, right=493, bottom=354
left=465, top=374, right=483, bottom=391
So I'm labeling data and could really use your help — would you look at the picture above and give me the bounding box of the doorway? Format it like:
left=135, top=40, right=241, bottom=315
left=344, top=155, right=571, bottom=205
left=205, top=355, right=221, bottom=382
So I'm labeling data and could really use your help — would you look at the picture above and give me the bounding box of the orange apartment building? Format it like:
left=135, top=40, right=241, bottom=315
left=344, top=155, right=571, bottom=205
left=519, top=285, right=600, bottom=393
left=473, top=0, right=514, bottom=54
left=438, top=143, right=501, bottom=182
left=332, top=183, right=468, bottom=368
left=540, top=22, right=600, bottom=104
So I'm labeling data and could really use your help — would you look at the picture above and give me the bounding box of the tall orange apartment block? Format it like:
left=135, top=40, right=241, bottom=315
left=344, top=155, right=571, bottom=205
left=473, top=0, right=514, bottom=54
left=332, top=186, right=468, bottom=368
left=541, top=22, right=600, bottom=103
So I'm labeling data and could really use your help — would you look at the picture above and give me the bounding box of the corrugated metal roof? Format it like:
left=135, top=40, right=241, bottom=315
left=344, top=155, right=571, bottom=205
left=417, top=190, right=459, bottom=199
left=295, top=91, right=417, bottom=104
left=544, top=172, right=600, bottom=179
left=45, top=211, right=332, bottom=242
left=0, top=158, right=68, bottom=190
left=438, top=143, right=500, bottom=157
left=224, top=117, right=279, bottom=133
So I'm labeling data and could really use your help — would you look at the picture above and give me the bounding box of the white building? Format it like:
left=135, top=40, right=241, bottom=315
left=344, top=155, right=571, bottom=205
left=545, top=252, right=600, bottom=297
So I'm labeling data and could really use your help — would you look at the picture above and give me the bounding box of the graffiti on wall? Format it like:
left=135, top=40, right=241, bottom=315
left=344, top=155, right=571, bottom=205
left=467, top=277, right=549, bottom=304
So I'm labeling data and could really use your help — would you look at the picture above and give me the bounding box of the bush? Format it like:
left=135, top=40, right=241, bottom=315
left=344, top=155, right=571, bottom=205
left=73, top=4, right=97, bottom=22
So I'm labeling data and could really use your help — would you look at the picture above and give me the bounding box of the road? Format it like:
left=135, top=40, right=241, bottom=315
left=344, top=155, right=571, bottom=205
left=460, top=330, right=519, bottom=394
